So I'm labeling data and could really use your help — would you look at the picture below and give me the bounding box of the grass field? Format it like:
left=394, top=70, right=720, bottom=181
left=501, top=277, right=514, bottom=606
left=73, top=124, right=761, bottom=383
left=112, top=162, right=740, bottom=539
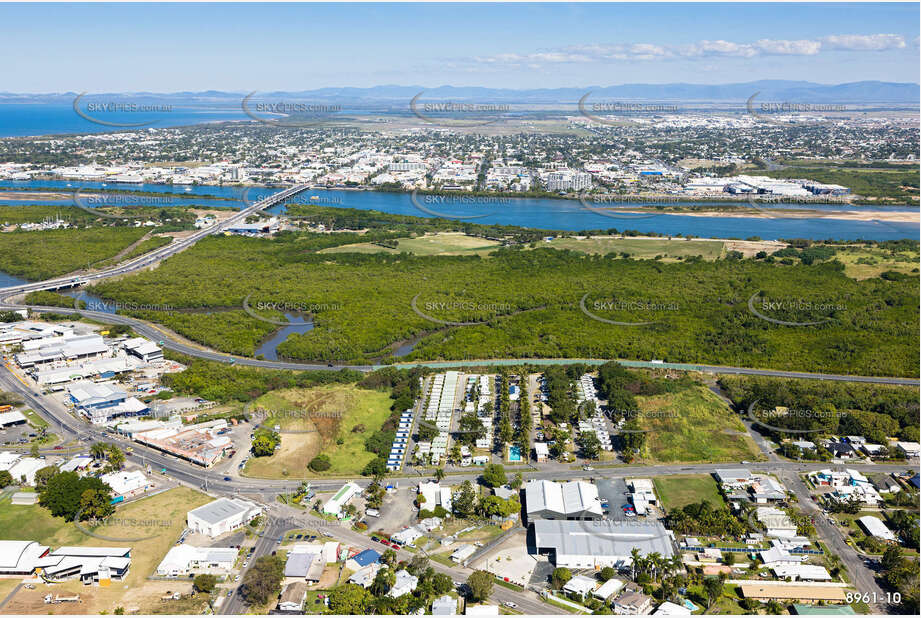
left=243, top=385, right=394, bottom=478
left=654, top=474, right=725, bottom=511
left=319, top=232, right=502, bottom=256
left=635, top=386, right=763, bottom=463
left=542, top=236, right=726, bottom=260
left=0, top=487, right=211, bottom=615
left=833, top=245, right=920, bottom=280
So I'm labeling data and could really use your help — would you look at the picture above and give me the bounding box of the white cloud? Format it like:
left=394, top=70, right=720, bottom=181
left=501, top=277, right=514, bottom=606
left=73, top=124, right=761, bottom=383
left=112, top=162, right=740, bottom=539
left=468, top=33, right=907, bottom=68
left=821, top=34, right=906, bottom=51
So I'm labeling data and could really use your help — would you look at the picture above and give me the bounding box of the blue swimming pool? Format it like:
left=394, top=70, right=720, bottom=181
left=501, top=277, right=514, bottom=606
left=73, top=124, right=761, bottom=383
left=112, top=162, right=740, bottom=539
left=508, top=445, right=522, bottom=462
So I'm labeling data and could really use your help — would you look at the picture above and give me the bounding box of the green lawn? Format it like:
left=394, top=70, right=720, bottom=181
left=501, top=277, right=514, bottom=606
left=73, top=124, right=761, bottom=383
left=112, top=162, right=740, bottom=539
left=654, top=475, right=725, bottom=511
left=635, top=386, right=763, bottom=463
left=543, top=236, right=725, bottom=259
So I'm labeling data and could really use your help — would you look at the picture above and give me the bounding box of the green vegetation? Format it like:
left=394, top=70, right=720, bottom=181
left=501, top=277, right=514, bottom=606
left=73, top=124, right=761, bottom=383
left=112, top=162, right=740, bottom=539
left=88, top=227, right=918, bottom=376
left=23, top=290, right=81, bottom=309
left=161, top=354, right=363, bottom=402
left=654, top=474, right=725, bottom=511
left=719, top=375, right=919, bottom=442
left=634, top=385, right=763, bottom=463
left=240, top=554, right=285, bottom=606
left=0, top=226, right=150, bottom=279
left=97, top=234, right=173, bottom=267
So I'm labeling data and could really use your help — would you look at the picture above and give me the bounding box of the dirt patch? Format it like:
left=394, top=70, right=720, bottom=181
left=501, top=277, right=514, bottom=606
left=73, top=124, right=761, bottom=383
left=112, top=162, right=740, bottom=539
left=724, top=239, right=787, bottom=258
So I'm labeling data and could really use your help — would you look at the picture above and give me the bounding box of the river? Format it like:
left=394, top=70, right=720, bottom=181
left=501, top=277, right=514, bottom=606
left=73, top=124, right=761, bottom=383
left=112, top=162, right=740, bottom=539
left=1, top=179, right=916, bottom=241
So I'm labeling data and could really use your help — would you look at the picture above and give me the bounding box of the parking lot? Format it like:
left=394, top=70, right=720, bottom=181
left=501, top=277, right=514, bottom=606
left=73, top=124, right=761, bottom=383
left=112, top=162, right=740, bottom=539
left=595, top=478, right=629, bottom=521
left=0, top=423, right=37, bottom=446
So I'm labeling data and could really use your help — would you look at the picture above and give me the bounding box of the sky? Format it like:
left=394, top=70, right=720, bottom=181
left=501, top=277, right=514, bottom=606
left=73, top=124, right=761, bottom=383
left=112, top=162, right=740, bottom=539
left=1, top=2, right=918, bottom=92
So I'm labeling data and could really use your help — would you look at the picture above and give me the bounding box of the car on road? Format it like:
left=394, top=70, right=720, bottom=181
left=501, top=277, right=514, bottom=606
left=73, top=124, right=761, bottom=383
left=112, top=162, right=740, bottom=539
left=226, top=590, right=232, bottom=597
left=234, top=575, right=240, bottom=582
left=582, top=465, right=594, bottom=471
left=224, top=476, right=231, bottom=481
left=371, top=536, right=380, bottom=543
left=503, top=602, right=518, bottom=608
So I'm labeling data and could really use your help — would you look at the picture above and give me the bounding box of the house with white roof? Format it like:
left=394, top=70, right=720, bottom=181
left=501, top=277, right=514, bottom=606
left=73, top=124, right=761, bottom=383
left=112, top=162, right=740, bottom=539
left=156, top=545, right=237, bottom=576
left=389, top=569, right=418, bottom=597
left=323, top=481, right=361, bottom=518
left=562, top=574, right=597, bottom=597
left=100, top=469, right=150, bottom=497
left=857, top=516, right=897, bottom=542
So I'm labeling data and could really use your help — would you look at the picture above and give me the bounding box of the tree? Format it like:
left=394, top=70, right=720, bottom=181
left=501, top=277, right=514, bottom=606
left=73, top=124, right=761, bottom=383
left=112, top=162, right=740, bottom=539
left=106, top=445, right=125, bottom=470
left=251, top=432, right=278, bottom=457
left=90, top=442, right=108, bottom=460
left=78, top=488, right=114, bottom=520
left=39, top=471, right=114, bottom=520
left=453, top=480, right=478, bottom=518
left=510, top=471, right=523, bottom=490
left=552, top=567, right=572, bottom=589
left=598, top=567, right=616, bottom=582
left=432, top=572, right=453, bottom=595
left=434, top=467, right=445, bottom=483
left=308, top=454, right=331, bottom=472
left=723, top=551, right=736, bottom=566
left=703, top=575, right=725, bottom=608
left=34, top=466, right=57, bottom=490
left=371, top=566, right=395, bottom=596
left=30, top=443, right=40, bottom=458
left=466, top=570, right=493, bottom=602
left=0, top=470, right=12, bottom=488
left=407, top=554, right=430, bottom=576
left=481, top=464, right=507, bottom=488
left=381, top=549, right=397, bottom=567
left=327, top=584, right=372, bottom=614
left=193, top=574, right=217, bottom=593
left=240, top=555, right=284, bottom=605
left=579, top=431, right=602, bottom=460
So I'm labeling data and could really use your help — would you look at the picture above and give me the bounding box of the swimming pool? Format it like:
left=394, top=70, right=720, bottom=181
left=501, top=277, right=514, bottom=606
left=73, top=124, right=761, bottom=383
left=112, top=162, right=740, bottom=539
left=508, top=445, right=522, bottom=462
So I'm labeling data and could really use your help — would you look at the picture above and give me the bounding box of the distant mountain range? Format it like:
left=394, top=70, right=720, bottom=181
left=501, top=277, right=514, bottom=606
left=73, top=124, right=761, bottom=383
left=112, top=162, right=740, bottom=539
left=1, top=80, right=918, bottom=105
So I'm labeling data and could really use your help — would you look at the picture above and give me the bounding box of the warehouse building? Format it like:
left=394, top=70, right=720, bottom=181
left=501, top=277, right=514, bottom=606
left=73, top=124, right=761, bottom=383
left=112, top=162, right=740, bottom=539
left=531, top=519, right=673, bottom=569
left=524, top=479, right=602, bottom=521
left=186, top=498, right=262, bottom=538
left=857, top=516, right=897, bottom=542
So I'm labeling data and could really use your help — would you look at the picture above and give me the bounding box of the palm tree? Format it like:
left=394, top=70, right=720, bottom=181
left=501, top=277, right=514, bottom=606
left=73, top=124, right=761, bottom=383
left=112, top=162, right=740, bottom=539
left=630, top=548, right=641, bottom=581
left=434, top=467, right=445, bottom=483
left=90, top=443, right=107, bottom=460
